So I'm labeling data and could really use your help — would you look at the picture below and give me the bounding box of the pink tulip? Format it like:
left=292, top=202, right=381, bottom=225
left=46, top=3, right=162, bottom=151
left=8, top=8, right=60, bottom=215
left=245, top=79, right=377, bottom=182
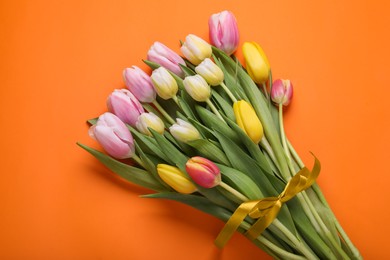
left=209, top=10, right=239, bottom=56
left=147, top=42, right=187, bottom=78
left=89, top=112, right=135, bottom=159
left=271, top=79, right=293, bottom=106
left=123, top=66, right=156, bottom=103
left=106, top=89, right=144, bottom=127
left=185, top=156, right=221, bottom=188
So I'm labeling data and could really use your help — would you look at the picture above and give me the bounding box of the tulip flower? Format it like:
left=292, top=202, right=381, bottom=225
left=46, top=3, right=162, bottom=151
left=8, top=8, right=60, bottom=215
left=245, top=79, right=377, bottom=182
left=106, top=89, right=144, bottom=127
left=271, top=79, right=293, bottom=106
left=183, top=75, right=211, bottom=102
left=195, top=58, right=224, bottom=86
left=88, top=112, right=135, bottom=159
left=147, top=41, right=187, bottom=78
left=123, top=66, right=156, bottom=103
left=180, top=34, right=212, bottom=65
left=242, top=42, right=270, bottom=85
left=136, top=112, right=165, bottom=136
left=209, top=10, right=239, bottom=56
left=186, top=156, right=221, bottom=188
left=157, top=164, right=197, bottom=194
left=233, top=100, right=263, bottom=144
left=169, top=119, right=201, bottom=143
left=151, top=67, right=179, bottom=100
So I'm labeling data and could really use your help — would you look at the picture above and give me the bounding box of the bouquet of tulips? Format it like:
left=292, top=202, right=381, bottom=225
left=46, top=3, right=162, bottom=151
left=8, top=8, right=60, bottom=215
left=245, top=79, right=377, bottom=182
left=79, top=10, right=361, bottom=259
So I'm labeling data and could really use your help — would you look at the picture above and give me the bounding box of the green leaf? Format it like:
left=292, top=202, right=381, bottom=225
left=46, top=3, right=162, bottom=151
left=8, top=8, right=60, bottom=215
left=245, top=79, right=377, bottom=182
left=128, top=126, right=170, bottom=162
left=225, top=117, right=274, bottom=177
left=134, top=142, right=172, bottom=191
left=195, top=105, right=241, bottom=145
left=143, top=192, right=232, bottom=222
left=211, top=90, right=235, bottom=121
left=180, top=64, right=196, bottom=76
left=187, top=139, right=231, bottom=166
left=217, top=164, right=263, bottom=200
left=287, top=198, right=337, bottom=259
left=87, top=118, right=97, bottom=125
left=150, top=129, right=188, bottom=168
left=213, top=131, right=279, bottom=196
left=77, top=143, right=167, bottom=192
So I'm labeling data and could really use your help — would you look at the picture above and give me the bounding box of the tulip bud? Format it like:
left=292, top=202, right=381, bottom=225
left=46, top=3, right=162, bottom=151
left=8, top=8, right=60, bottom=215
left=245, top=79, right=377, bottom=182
left=150, top=67, right=179, bottom=100
left=208, top=10, right=239, bottom=56
left=147, top=42, right=187, bottom=78
left=185, top=156, right=221, bottom=188
left=180, top=34, right=212, bottom=65
left=136, top=112, right=165, bottom=136
left=157, top=164, right=197, bottom=194
left=195, top=58, right=224, bottom=86
left=242, top=42, right=270, bottom=84
left=106, top=89, right=144, bottom=127
left=169, top=119, right=201, bottom=143
left=123, top=66, right=156, bottom=103
left=88, top=112, right=135, bottom=159
left=233, top=100, right=263, bottom=144
left=271, top=79, right=293, bottom=106
left=183, top=75, right=211, bottom=102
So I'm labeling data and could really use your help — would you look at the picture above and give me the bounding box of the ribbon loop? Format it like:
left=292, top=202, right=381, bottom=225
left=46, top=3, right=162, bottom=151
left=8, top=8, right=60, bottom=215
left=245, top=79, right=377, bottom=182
left=214, top=156, right=321, bottom=248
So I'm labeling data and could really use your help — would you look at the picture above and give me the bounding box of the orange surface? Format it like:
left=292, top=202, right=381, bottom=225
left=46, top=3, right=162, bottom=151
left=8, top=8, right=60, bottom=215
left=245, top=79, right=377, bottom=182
left=1, top=0, right=389, bottom=259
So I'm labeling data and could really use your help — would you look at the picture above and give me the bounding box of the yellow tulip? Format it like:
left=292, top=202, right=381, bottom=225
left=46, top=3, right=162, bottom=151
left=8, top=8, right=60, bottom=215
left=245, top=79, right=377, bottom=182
left=242, top=42, right=270, bottom=84
left=233, top=100, right=263, bottom=144
left=157, top=164, right=197, bottom=194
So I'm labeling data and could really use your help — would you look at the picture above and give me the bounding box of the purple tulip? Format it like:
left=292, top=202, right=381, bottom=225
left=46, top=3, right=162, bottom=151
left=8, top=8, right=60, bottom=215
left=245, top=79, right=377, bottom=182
left=147, top=42, right=187, bottom=78
left=89, top=112, right=135, bottom=159
left=209, top=10, right=239, bottom=56
left=123, top=66, right=156, bottom=103
left=107, top=89, right=144, bottom=127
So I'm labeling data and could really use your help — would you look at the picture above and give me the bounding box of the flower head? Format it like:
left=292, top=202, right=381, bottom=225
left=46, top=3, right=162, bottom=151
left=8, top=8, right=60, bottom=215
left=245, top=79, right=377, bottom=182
left=123, top=66, right=156, bottom=103
left=151, top=67, right=179, bottom=100
left=183, top=75, right=211, bottom=102
left=233, top=100, right=263, bottom=144
left=147, top=42, right=187, bottom=78
left=209, top=10, right=239, bottom=55
left=242, top=42, right=270, bottom=84
left=195, top=58, right=224, bottom=86
left=157, top=164, right=197, bottom=194
left=106, top=89, right=144, bottom=127
left=169, top=119, right=201, bottom=143
left=186, top=156, right=221, bottom=188
left=271, top=79, right=293, bottom=106
left=88, top=112, right=135, bottom=159
left=180, top=34, right=212, bottom=65
left=136, top=112, right=165, bottom=136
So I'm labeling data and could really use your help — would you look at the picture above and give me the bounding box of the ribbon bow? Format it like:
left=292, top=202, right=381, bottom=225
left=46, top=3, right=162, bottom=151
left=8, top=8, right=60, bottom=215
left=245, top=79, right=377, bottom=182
left=215, top=156, right=321, bottom=248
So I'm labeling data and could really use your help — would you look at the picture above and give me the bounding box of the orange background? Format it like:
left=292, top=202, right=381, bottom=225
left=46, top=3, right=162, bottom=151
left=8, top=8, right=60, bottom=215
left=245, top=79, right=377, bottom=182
left=1, top=0, right=389, bottom=259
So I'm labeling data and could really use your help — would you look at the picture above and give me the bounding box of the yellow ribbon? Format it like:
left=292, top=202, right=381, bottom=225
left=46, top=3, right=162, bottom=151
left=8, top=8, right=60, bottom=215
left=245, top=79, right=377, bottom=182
left=215, top=156, right=321, bottom=248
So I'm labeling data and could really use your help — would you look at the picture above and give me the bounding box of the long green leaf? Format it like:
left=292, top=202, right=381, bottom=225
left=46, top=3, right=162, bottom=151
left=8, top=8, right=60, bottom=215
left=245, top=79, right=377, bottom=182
left=77, top=143, right=167, bottom=192
left=187, top=139, right=231, bottom=166
left=144, top=192, right=232, bottom=222
left=217, top=164, right=263, bottom=200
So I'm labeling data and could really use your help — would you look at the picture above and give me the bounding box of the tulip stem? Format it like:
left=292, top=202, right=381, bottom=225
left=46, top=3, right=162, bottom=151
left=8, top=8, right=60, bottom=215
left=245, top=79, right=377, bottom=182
left=172, top=95, right=179, bottom=106
left=219, top=181, right=249, bottom=202
left=262, top=82, right=269, bottom=100
left=132, top=154, right=146, bottom=168
left=287, top=139, right=362, bottom=259
left=220, top=82, right=237, bottom=103
left=205, top=98, right=226, bottom=123
left=152, top=100, right=175, bottom=125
